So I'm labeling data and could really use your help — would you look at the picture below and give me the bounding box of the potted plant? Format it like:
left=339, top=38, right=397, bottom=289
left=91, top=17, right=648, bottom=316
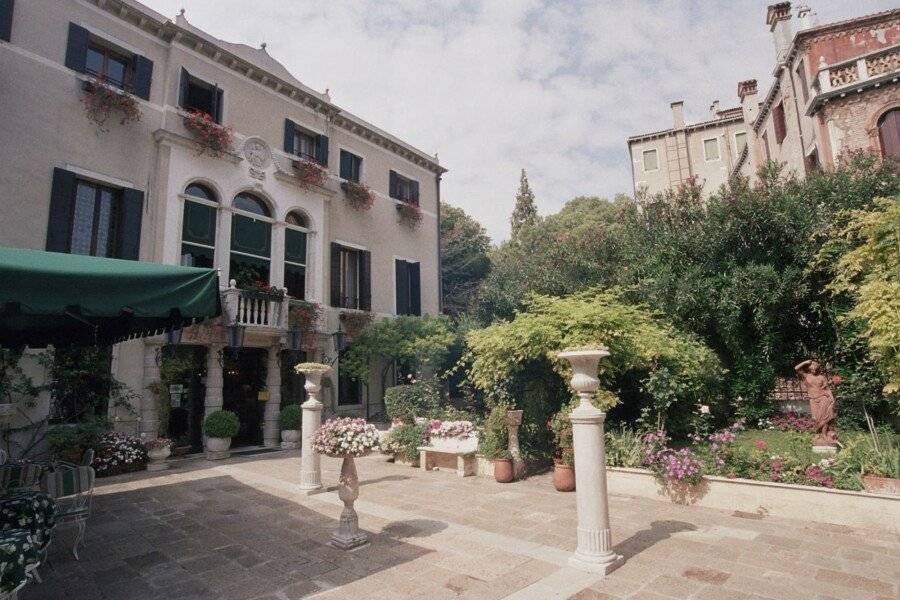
left=549, top=408, right=576, bottom=492
left=145, top=437, right=173, bottom=472
left=183, top=109, right=235, bottom=157
left=339, top=310, right=373, bottom=337
left=396, top=202, right=423, bottom=228
left=288, top=300, right=322, bottom=331
left=341, top=181, right=375, bottom=211
left=280, top=404, right=302, bottom=449
left=293, top=157, right=328, bottom=187
left=480, top=405, right=513, bottom=483
left=81, top=77, right=141, bottom=133
left=204, top=410, right=240, bottom=460
left=382, top=423, right=427, bottom=466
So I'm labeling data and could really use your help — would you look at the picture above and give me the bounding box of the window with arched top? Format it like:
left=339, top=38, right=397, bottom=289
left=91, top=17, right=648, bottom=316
left=180, top=183, right=218, bottom=268
left=284, top=211, right=309, bottom=299
left=230, top=192, right=273, bottom=287
left=878, top=108, right=900, bottom=164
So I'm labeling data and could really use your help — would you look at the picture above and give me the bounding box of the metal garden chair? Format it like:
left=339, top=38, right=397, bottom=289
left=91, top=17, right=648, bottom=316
left=39, top=465, right=94, bottom=560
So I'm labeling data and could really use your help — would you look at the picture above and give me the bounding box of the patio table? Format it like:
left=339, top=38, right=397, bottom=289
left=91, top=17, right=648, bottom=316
left=0, top=491, right=56, bottom=546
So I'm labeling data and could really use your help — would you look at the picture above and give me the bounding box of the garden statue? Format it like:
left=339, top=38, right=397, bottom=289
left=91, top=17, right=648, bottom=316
left=794, top=360, right=837, bottom=449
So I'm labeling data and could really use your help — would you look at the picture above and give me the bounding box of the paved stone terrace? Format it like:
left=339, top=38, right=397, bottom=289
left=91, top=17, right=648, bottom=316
left=23, top=450, right=900, bottom=600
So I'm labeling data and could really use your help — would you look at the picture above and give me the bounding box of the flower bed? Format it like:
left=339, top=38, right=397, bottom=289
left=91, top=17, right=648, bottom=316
left=93, top=432, right=147, bottom=477
left=312, top=417, right=380, bottom=458
left=183, top=109, right=234, bottom=157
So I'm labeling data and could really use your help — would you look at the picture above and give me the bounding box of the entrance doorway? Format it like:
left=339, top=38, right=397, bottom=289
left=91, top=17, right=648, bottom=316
left=162, top=346, right=207, bottom=454
left=223, top=348, right=267, bottom=447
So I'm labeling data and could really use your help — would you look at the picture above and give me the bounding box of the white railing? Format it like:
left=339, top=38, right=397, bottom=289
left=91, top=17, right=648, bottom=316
left=816, top=46, right=900, bottom=94
left=221, top=280, right=287, bottom=330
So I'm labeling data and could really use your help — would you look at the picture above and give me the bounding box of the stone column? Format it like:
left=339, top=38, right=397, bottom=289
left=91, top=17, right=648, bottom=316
left=204, top=344, right=224, bottom=423
left=299, top=367, right=329, bottom=493
left=263, top=345, right=283, bottom=448
left=140, top=341, right=162, bottom=437
left=506, top=409, right=525, bottom=479
left=559, top=348, right=624, bottom=576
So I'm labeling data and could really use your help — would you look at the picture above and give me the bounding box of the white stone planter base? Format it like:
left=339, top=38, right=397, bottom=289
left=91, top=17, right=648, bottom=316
left=147, top=460, right=170, bottom=472
left=205, top=450, right=231, bottom=460
left=569, top=552, right=625, bottom=576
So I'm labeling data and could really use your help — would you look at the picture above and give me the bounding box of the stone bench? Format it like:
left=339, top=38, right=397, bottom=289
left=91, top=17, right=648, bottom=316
left=418, top=446, right=477, bottom=477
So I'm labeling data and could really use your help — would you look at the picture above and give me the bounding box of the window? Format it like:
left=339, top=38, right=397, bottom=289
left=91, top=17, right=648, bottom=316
left=642, top=149, right=658, bottom=172
left=284, top=211, right=308, bottom=299
left=283, top=119, right=329, bottom=165
left=395, top=259, right=421, bottom=316
left=796, top=60, right=809, bottom=105
left=181, top=184, right=217, bottom=269
left=179, top=68, right=223, bottom=123
left=46, top=168, right=144, bottom=260
left=773, top=101, right=787, bottom=145
left=703, top=138, right=720, bottom=161
left=230, top=192, right=272, bottom=287
left=340, top=150, right=363, bottom=183
left=734, top=132, right=747, bottom=155
left=338, top=352, right=363, bottom=406
left=877, top=108, right=900, bottom=164
left=330, top=243, right=371, bottom=310
left=1, top=0, right=14, bottom=43
left=64, top=23, right=153, bottom=99
left=389, top=171, right=419, bottom=204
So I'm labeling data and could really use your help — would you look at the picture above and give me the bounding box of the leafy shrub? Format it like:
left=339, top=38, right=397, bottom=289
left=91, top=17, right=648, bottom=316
left=383, top=424, right=427, bottom=462
left=204, top=410, right=240, bottom=438
left=384, top=382, right=440, bottom=424
left=46, top=419, right=109, bottom=462
left=280, top=405, right=301, bottom=431
left=605, top=428, right=645, bottom=468
left=478, top=405, right=510, bottom=459
left=548, top=408, right=574, bottom=466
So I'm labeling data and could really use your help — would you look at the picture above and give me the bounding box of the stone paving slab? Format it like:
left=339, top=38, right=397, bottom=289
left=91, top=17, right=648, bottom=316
left=20, top=451, right=900, bottom=600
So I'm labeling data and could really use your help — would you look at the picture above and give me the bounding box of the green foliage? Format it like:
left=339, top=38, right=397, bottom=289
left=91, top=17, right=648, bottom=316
left=384, top=382, right=440, bottom=423
left=150, top=350, right=197, bottom=436
left=383, top=424, right=427, bottom=462
left=279, top=405, right=301, bottom=431
left=0, top=348, right=38, bottom=407
left=548, top=406, right=574, bottom=465
left=38, top=347, right=136, bottom=423
left=46, top=418, right=109, bottom=460
left=204, top=410, right=240, bottom=438
left=478, top=405, right=510, bottom=459
left=440, top=204, right=490, bottom=316
left=340, top=315, right=457, bottom=382
left=605, top=428, right=645, bottom=468
left=510, top=169, right=538, bottom=239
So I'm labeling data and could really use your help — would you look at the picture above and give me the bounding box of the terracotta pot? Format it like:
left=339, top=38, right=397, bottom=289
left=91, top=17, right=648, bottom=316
left=553, top=462, right=576, bottom=492
left=493, top=458, right=514, bottom=483
left=862, top=474, right=899, bottom=495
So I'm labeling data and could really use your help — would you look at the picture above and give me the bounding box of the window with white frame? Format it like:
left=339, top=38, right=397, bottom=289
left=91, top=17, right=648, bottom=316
left=180, top=183, right=217, bottom=269
left=734, top=131, right=747, bottom=155
left=703, top=137, right=720, bottom=161
left=229, top=192, right=272, bottom=288
left=642, top=149, right=659, bottom=172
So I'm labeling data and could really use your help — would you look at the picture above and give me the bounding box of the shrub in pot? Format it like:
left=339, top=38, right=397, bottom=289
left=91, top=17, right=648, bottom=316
left=549, top=407, right=575, bottom=492
left=204, top=410, right=240, bottom=460
left=280, top=404, right=302, bottom=448
left=479, top=406, right=513, bottom=482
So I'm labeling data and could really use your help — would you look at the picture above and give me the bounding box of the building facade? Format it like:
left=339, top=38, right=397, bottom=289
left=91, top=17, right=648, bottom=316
left=0, top=0, right=445, bottom=453
left=628, top=3, right=900, bottom=197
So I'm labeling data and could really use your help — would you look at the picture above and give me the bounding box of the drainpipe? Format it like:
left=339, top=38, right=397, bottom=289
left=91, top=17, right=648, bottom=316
left=435, top=170, right=443, bottom=315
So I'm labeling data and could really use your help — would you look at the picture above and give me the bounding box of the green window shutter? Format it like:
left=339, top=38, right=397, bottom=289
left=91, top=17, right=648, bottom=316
left=230, top=214, right=271, bottom=258
left=178, top=67, right=189, bottom=108
left=389, top=170, right=399, bottom=199
left=64, top=23, right=89, bottom=72
left=214, top=87, right=224, bottom=123
left=46, top=168, right=77, bottom=253
left=359, top=251, right=372, bottom=311
left=330, top=243, right=341, bottom=307
left=0, top=0, right=14, bottom=42
left=410, top=180, right=420, bottom=205
left=117, top=188, right=144, bottom=260
left=316, top=135, right=329, bottom=166
left=132, top=55, right=153, bottom=100
left=340, top=150, right=352, bottom=180
left=395, top=259, right=409, bottom=315
left=182, top=201, right=216, bottom=246
left=409, top=262, right=421, bottom=316
left=284, top=119, right=296, bottom=154
left=285, top=229, right=307, bottom=264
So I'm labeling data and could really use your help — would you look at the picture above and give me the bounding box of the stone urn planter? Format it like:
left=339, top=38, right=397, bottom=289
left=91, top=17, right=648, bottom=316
left=146, top=443, right=172, bottom=472
left=331, top=455, right=370, bottom=550
left=205, top=436, right=232, bottom=460
left=493, top=458, right=514, bottom=483
left=553, top=462, right=576, bottom=492
left=204, top=410, right=240, bottom=460
left=862, top=474, right=899, bottom=495
left=279, top=404, right=303, bottom=450
left=281, top=429, right=301, bottom=449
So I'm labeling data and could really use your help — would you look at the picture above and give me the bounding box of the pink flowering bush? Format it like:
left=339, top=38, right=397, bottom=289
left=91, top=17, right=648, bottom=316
left=689, top=423, right=742, bottom=474
left=312, top=417, right=380, bottom=458
left=428, top=419, right=476, bottom=440
left=642, top=431, right=703, bottom=485
left=769, top=411, right=816, bottom=433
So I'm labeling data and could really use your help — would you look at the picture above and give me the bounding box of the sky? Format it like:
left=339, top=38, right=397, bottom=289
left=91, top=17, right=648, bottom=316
left=141, top=0, right=896, bottom=242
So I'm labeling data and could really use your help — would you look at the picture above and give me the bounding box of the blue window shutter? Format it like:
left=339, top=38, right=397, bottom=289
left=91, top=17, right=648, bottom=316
left=316, top=135, right=329, bottom=166
left=132, top=55, right=153, bottom=100
left=64, top=23, right=89, bottom=72
left=46, top=168, right=77, bottom=253
left=0, top=0, right=14, bottom=42
left=389, top=171, right=398, bottom=199
left=117, top=188, right=144, bottom=260
left=409, top=262, right=421, bottom=316
left=284, top=119, right=296, bottom=154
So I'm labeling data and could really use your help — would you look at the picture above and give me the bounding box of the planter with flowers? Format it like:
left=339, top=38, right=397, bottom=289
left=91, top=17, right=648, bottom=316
left=183, top=109, right=235, bottom=157
left=312, top=417, right=381, bottom=549
left=288, top=300, right=322, bottom=351
left=145, top=437, right=173, bottom=472
left=204, top=410, right=240, bottom=460
left=339, top=310, right=373, bottom=338
left=93, top=432, right=148, bottom=477
left=293, top=158, right=328, bottom=187
left=341, top=181, right=375, bottom=211
left=427, top=419, right=477, bottom=453
left=396, top=201, right=423, bottom=228
left=81, top=78, right=141, bottom=133
left=279, top=405, right=302, bottom=449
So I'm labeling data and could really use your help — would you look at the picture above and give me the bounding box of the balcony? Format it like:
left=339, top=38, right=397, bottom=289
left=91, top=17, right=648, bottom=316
left=221, top=281, right=288, bottom=332
left=809, top=45, right=900, bottom=114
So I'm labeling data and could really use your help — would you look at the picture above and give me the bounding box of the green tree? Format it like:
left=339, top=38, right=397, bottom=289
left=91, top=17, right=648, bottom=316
left=510, top=169, right=538, bottom=238
left=440, top=205, right=490, bottom=316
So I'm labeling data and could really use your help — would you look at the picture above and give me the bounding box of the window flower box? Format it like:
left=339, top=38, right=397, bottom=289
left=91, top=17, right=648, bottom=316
left=396, top=201, right=423, bottom=228
left=293, top=158, right=328, bottom=187
left=339, top=310, right=373, bottom=337
left=288, top=300, right=322, bottom=331
left=428, top=419, right=478, bottom=453
left=183, top=109, right=235, bottom=157
left=81, top=78, right=141, bottom=133
left=341, top=181, right=375, bottom=211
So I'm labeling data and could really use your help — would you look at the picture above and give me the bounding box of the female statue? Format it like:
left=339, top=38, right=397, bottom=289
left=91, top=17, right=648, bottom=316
left=794, top=360, right=837, bottom=446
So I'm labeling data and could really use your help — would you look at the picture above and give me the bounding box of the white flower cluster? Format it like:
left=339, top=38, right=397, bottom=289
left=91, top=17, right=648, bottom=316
left=93, top=432, right=148, bottom=473
left=312, top=417, right=380, bottom=458
left=428, top=419, right=476, bottom=440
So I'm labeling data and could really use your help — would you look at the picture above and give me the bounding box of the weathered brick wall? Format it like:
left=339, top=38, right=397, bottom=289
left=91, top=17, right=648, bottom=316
left=820, top=85, right=900, bottom=161
left=806, top=17, right=900, bottom=67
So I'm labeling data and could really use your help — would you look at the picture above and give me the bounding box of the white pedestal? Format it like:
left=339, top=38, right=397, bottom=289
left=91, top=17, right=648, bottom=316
left=298, top=369, right=328, bottom=493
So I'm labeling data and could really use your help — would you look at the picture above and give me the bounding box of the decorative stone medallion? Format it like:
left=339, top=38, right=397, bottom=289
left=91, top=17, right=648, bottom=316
left=242, top=137, right=272, bottom=170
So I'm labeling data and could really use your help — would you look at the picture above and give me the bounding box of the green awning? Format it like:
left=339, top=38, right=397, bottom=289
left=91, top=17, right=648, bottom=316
left=0, top=247, right=221, bottom=347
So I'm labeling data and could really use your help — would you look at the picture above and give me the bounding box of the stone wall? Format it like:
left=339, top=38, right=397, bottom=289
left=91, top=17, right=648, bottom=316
left=820, top=85, right=900, bottom=162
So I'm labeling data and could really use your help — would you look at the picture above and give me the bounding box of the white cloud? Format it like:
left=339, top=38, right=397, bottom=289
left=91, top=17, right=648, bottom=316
left=141, top=0, right=897, bottom=241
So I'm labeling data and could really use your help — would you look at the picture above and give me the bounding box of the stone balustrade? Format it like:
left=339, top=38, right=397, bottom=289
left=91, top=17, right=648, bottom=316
left=816, top=46, right=900, bottom=95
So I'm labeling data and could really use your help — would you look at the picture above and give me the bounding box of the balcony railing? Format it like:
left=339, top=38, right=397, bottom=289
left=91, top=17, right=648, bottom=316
left=221, top=281, right=288, bottom=331
left=815, top=46, right=900, bottom=94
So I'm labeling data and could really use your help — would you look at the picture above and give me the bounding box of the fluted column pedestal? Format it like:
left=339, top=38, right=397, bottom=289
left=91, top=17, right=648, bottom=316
left=299, top=368, right=329, bottom=493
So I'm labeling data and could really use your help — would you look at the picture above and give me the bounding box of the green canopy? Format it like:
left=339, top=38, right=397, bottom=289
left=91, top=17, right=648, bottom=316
left=0, top=247, right=221, bottom=347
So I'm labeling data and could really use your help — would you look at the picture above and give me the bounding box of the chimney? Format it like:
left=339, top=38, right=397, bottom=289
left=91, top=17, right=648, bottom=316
left=671, top=100, right=685, bottom=129
left=766, top=2, right=793, bottom=64
left=795, top=4, right=817, bottom=31
left=710, top=100, right=720, bottom=118
left=737, top=80, right=759, bottom=124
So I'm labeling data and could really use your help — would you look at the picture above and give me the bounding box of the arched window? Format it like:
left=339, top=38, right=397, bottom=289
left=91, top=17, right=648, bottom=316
left=284, top=210, right=309, bottom=299
left=878, top=109, right=900, bottom=164
left=180, top=183, right=218, bottom=268
left=230, top=192, right=273, bottom=287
